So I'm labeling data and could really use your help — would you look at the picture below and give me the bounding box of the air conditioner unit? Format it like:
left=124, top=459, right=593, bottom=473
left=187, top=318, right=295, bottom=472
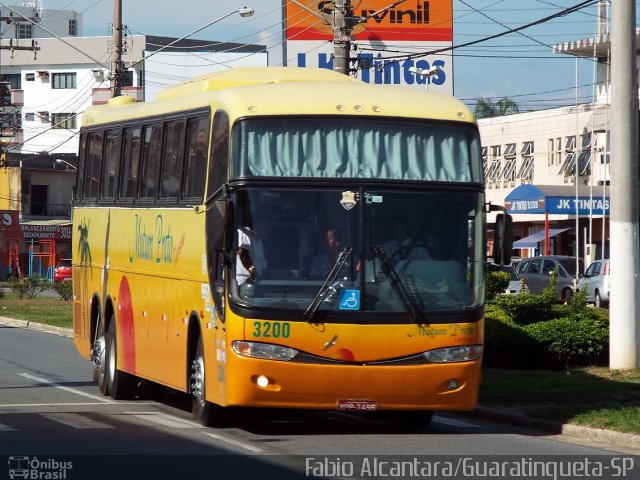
left=37, top=71, right=49, bottom=78
left=91, top=69, right=104, bottom=81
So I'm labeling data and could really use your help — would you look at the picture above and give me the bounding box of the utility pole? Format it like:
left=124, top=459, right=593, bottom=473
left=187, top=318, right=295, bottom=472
left=609, top=0, right=639, bottom=368
left=111, top=0, right=123, bottom=97
left=332, top=0, right=354, bottom=75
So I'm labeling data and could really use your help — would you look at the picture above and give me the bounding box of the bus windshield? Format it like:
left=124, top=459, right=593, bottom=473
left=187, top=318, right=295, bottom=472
left=228, top=187, right=484, bottom=319
left=232, top=117, right=482, bottom=183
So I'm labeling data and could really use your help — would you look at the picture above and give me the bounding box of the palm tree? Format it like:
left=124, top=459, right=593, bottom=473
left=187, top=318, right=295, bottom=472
left=474, top=97, right=519, bottom=119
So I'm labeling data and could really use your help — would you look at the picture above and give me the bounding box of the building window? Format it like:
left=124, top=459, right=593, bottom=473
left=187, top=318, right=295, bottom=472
left=502, top=158, right=516, bottom=182
left=16, top=23, right=32, bottom=39
left=519, top=156, right=534, bottom=181
left=52, top=73, right=77, bottom=89
left=559, top=152, right=576, bottom=176
left=486, top=160, right=502, bottom=183
left=0, top=74, right=21, bottom=90
left=25, top=73, right=35, bottom=81
left=51, top=113, right=77, bottom=129
left=69, top=19, right=78, bottom=36
left=565, top=136, right=576, bottom=152
left=503, top=143, right=516, bottom=158
left=25, top=112, right=35, bottom=122
left=490, top=145, right=501, bottom=159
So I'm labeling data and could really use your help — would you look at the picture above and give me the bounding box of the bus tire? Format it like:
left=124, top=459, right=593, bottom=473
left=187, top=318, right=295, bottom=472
left=191, top=334, right=227, bottom=427
left=94, top=318, right=109, bottom=396
left=104, top=314, right=137, bottom=400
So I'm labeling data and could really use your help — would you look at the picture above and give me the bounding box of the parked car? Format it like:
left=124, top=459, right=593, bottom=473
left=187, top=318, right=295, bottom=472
left=577, top=259, right=610, bottom=308
left=54, top=259, right=72, bottom=282
left=516, top=255, right=583, bottom=302
left=487, top=262, right=529, bottom=294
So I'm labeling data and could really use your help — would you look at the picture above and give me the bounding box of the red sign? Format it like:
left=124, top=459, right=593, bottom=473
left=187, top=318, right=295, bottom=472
left=0, top=211, right=21, bottom=239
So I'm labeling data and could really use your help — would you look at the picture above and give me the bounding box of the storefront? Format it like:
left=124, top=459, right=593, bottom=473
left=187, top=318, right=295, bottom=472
left=503, top=184, right=610, bottom=260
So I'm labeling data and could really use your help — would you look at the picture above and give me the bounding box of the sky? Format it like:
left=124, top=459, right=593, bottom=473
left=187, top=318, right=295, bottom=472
left=39, top=0, right=629, bottom=111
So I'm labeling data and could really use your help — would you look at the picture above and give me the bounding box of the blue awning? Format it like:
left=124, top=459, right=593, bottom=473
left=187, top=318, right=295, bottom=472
left=504, top=185, right=609, bottom=215
left=513, top=228, right=569, bottom=249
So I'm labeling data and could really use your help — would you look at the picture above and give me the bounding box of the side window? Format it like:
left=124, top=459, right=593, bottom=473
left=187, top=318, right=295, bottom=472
left=139, top=123, right=162, bottom=200
left=119, top=127, right=141, bottom=200
left=101, top=129, right=119, bottom=199
left=76, top=133, right=87, bottom=199
left=517, top=260, right=529, bottom=274
left=585, top=262, right=596, bottom=277
left=207, top=110, right=230, bottom=200
left=593, top=262, right=601, bottom=275
left=159, top=120, right=185, bottom=200
left=84, top=131, right=103, bottom=199
left=528, top=259, right=542, bottom=274
left=183, top=115, right=210, bottom=201
left=542, top=260, right=555, bottom=275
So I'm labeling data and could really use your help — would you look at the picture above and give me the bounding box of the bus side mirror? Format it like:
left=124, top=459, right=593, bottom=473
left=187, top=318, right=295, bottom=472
left=493, top=213, right=513, bottom=265
left=209, top=199, right=227, bottom=252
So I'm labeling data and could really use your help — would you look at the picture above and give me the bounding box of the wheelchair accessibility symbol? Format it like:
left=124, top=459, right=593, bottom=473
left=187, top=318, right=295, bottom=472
left=339, top=290, right=360, bottom=310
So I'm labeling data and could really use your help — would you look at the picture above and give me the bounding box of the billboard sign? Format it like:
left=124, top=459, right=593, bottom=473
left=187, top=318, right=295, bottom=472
left=285, top=1, right=453, bottom=92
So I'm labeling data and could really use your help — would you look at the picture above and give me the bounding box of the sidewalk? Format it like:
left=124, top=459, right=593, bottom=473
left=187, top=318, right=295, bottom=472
left=1, top=316, right=639, bottom=452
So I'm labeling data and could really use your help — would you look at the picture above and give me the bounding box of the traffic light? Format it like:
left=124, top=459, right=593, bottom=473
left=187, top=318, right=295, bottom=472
left=0, top=82, right=11, bottom=107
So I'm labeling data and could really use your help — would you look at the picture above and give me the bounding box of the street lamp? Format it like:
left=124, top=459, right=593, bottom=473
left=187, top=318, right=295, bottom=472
left=409, top=65, right=442, bottom=91
left=56, top=159, right=77, bottom=170
left=139, top=7, right=255, bottom=65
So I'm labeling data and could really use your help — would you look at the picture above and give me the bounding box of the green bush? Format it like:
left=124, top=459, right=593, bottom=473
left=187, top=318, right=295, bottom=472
left=487, top=271, right=510, bottom=301
left=51, top=281, right=73, bottom=301
left=9, top=274, right=52, bottom=299
left=491, top=293, right=557, bottom=326
left=484, top=306, right=548, bottom=368
left=484, top=283, right=610, bottom=369
left=524, top=315, right=609, bottom=368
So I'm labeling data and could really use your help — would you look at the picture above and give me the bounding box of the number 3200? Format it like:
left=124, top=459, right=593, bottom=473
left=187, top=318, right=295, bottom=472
left=252, top=321, right=291, bottom=338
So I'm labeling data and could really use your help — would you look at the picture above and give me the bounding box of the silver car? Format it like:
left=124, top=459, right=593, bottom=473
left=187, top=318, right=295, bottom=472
left=487, top=262, right=529, bottom=294
left=516, top=255, right=583, bottom=302
left=577, top=259, right=610, bottom=308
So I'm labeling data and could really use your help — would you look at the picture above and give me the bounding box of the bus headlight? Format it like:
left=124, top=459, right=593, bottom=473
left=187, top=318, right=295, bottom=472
left=232, top=341, right=298, bottom=361
left=423, top=345, right=483, bottom=363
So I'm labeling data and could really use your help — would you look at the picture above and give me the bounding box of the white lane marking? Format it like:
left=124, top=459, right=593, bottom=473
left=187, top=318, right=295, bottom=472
left=0, top=422, right=16, bottom=431
left=127, top=412, right=201, bottom=429
left=40, top=413, right=114, bottom=429
left=433, top=415, right=482, bottom=428
left=203, top=432, right=264, bottom=453
left=18, top=372, right=114, bottom=403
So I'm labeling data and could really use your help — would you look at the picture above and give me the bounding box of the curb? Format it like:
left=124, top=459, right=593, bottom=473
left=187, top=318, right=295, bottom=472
left=2, top=316, right=639, bottom=452
left=0, top=316, right=73, bottom=338
left=471, top=406, right=640, bottom=450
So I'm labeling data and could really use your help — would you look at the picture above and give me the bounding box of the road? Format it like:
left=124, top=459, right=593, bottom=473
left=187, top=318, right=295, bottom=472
left=1, top=325, right=638, bottom=480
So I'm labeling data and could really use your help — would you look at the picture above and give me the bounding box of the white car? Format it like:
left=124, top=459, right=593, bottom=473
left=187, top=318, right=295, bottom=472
left=577, top=259, right=610, bottom=308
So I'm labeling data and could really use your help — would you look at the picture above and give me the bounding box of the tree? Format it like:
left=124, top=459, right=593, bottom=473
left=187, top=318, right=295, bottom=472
left=474, top=97, right=520, bottom=119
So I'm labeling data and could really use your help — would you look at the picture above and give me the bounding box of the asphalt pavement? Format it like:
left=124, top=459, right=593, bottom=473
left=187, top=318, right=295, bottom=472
left=1, top=315, right=639, bottom=453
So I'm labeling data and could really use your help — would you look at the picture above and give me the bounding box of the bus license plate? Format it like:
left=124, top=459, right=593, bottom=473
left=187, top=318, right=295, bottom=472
left=338, top=400, right=378, bottom=412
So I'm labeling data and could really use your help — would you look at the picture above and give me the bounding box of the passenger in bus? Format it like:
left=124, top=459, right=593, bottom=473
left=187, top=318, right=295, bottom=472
left=236, top=218, right=269, bottom=286
left=382, top=215, right=431, bottom=264
left=309, top=227, right=349, bottom=278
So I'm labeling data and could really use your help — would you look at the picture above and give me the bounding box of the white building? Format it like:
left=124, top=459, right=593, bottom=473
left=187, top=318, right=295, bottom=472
left=481, top=6, right=618, bottom=266
left=0, top=28, right=266, bottom=277
left=0, top=2, right=82, bottom=40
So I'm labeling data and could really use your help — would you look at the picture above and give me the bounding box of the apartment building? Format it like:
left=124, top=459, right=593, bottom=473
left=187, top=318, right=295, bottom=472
left=0, top=28, right=267, bottom=278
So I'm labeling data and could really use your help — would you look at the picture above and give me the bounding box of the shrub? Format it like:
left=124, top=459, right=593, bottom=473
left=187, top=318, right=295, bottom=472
left=524, top=315, right=609, bottom=368
left=52, top=281, right=73, bottom=301
left=491, top=293, right=558, bottom=326
left=487, top=271, right=510, bottom=301
left=9, top=274, right=52, bottom=299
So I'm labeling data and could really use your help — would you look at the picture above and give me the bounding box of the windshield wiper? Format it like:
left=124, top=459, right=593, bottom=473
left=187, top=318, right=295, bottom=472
left=373, top=246, right=426, bottom=324
left=303, top=246, right=353, bottom=323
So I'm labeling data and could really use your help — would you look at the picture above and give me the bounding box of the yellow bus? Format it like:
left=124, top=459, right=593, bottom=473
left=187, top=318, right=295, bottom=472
left=72, top=67, right=510, bottom=427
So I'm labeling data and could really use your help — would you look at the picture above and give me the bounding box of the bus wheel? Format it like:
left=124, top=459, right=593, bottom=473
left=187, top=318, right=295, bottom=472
left=93, top=319, right=109, bottom=396
left=104, top=314, right=137, bottom=400
left=191, top=335, right=227, bottom=427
